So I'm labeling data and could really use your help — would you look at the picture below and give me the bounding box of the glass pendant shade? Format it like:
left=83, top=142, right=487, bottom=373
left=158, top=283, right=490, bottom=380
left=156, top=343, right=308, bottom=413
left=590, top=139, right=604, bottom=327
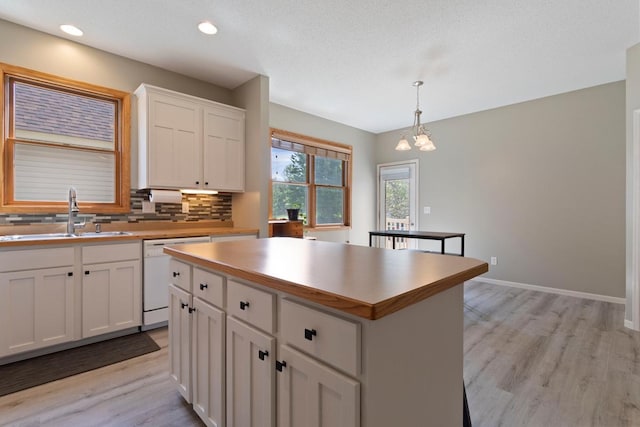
left=419, top=137, right=436, bottom=151
left=395, top=137, right=412, bottom=151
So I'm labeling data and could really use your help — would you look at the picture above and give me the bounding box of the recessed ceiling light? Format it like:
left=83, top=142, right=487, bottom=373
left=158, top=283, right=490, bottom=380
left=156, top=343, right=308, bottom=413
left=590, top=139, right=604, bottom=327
left=60, top=24, right=83, bottom=37
left=198, top=21, right=218, bottom=35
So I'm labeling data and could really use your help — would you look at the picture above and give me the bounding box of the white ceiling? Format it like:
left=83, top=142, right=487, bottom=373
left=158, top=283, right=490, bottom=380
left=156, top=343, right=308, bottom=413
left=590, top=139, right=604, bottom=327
left=0, top=0, right=638, bottom=134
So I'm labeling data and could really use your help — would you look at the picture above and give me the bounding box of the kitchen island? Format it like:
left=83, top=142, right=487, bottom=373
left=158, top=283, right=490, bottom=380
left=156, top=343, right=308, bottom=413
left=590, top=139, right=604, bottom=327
left=165, top=237, right=488, bottom=427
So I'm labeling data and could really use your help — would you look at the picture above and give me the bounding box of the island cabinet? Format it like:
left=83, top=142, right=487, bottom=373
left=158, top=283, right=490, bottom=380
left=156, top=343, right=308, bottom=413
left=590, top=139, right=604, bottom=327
left=136, top=83, right=245, bottom=192
left=165, top=238, right=488, bottom=427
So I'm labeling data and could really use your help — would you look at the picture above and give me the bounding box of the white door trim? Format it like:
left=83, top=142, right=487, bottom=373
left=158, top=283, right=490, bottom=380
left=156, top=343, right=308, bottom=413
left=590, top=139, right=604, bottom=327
left=376, top=158, right=419, bottom=234
left=628, top=110, right=640, bottom=330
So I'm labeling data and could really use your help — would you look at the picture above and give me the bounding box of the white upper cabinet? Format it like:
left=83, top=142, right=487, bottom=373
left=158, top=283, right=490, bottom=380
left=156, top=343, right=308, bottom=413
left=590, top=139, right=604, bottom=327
left=136, top=84, right=245, bottom=192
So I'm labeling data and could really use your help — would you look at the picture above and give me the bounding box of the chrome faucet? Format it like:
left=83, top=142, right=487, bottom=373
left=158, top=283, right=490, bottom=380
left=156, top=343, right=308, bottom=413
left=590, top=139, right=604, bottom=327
left=67, top=187, right=85, bottom=235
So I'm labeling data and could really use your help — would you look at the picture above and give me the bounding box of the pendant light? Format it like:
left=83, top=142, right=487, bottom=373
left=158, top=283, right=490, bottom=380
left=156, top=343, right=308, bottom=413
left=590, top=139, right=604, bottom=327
left=395, top=81, right=436, bottom=151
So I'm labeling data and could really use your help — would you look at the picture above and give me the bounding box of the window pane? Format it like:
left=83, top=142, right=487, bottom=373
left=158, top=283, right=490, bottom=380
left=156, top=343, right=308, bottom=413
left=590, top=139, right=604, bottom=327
left=14, top=143, right=115, bottom=202
left=14, top=81, right=115, bottom=150
left=271, top=148, right=306, bottom=183
left=314, top=156, right=342, bottom=186
left=316, top=187, right=344, bottom=225
left=272, top=183, right=308, bottom=220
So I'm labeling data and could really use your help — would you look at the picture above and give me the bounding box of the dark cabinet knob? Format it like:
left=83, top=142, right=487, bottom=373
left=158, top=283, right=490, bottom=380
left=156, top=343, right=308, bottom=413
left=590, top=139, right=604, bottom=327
left=276, top=360, right=287, bottom=372
left=258, top=350, right=269, bottom=361
left=200, top=283, right=208, bottom=290
left=84, top=270, right=90, bottom=275
left=304, top=328, right=317, bottom=341
left=181, top=302, right=188, bottom=310
left=173, top=271, right=180, bottom=277
left=240, top=301, right=250, bottom=310
left=195, top=181, right=200, bottom=185
left=67, top=272, right=73, bottom=277
left=204, top=182, right=209, bottom=186
left=189, top=307, right=196, bottom=313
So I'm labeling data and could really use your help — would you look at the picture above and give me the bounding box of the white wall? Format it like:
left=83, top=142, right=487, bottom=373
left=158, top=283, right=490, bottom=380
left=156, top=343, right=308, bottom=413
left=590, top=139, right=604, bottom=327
left=269, top=104, right=377, bottom=246
left=376, top=82, right=626, bottom=299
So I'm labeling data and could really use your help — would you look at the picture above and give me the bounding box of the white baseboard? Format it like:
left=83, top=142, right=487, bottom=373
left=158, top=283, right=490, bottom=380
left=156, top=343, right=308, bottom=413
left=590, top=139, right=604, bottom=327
left=471, top=277, right=626, bottom=305
left=625, top=319, right=636, bottom=330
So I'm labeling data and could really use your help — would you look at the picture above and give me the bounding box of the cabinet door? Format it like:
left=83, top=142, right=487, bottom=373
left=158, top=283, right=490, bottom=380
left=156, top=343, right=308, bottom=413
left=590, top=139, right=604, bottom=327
left=169, top=284, right=193, bottom=402
left=0, top=267, right=74, bottom=357
left=226, top=316, right=275, bottom=427
left=203, top=106, right=245, bottom=192
left=192, top=298, right=225, bottom=427
left=82, top=260, right=141, bottom=338
left=277, top=345, right=360, bottom=427
left=148, top=92, right=202, bottom=188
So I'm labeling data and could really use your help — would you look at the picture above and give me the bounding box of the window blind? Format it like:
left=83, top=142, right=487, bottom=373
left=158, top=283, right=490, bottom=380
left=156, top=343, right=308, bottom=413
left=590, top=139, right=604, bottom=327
left=271, top=131, right=351, bottom=161
left=14, top=143, right=115, bottom=202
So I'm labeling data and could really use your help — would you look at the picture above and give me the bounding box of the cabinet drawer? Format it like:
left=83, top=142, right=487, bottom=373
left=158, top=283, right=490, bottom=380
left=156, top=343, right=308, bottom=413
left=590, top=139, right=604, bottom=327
left=0, top=247, right=74, bottom=272
left=193, top=268, right=224, bottom=308
left=82, top=242, right=141, bottom=264
left=169, top=259, right=192, bottom=292
left=227, top=280, right=275, bottom=333
left=281, top=299, right=360, bottom=377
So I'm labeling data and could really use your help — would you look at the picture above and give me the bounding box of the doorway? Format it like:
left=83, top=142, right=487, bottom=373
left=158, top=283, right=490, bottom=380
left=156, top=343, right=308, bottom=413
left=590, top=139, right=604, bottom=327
left=376, top=160, right=419, bottom=249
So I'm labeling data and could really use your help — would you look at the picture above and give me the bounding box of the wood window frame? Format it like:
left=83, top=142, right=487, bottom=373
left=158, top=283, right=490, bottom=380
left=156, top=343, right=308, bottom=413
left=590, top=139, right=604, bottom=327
left=269, top=128, right=352, bottom=229
left=0, top=63, right=130, bottom=213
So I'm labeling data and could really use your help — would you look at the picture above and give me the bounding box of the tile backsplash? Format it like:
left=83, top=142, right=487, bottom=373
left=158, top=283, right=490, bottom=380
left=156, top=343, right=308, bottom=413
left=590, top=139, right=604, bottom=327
left=0, top=190, right=232, bottom=225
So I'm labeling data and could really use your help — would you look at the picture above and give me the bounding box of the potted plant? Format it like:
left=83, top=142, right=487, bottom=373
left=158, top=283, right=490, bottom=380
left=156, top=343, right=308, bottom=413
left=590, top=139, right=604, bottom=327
left=286, top=204, right=300, bottom=221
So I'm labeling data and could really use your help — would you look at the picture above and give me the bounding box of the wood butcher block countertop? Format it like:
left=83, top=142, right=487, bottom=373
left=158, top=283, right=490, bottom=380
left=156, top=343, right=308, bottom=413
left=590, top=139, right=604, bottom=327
left=165, top=237, right=488, bottom=320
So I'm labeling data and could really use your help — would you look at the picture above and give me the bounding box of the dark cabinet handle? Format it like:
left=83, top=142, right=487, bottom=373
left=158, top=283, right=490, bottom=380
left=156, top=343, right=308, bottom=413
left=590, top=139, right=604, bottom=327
left=276, top=360, right=287, bottom=372
left=173, top=271, right=180, bottom=277
left=240, top=301, right=250, bottom=310
left=258, top=350, right=269, bottom=361
left=181, top=302, right=188, bottom=309
left=304, top=328, right=317, bottom=341
left=195, top=181, right=200, bottom=185
left=189, top=307, right=196, bottom=313
left=200, top=283, right=208, bottom=290
left=67, top=272, right=73, bottom=277
left=205, top=182, right=209, bottom=186
left=84, top=270, right=90, bottom=275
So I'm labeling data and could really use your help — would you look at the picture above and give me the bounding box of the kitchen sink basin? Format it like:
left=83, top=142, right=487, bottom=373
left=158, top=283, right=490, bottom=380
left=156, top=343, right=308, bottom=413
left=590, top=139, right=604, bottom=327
left=0, top=231, right=132, bottom=241
left=0, top=233, right=75, bottom=241
left=79, top=231, right=133, bottom=237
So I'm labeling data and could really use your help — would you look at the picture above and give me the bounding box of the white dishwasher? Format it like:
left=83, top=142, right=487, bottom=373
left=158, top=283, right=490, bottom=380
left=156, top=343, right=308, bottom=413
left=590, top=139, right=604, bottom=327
left=142, top=236, right=210, bottom=329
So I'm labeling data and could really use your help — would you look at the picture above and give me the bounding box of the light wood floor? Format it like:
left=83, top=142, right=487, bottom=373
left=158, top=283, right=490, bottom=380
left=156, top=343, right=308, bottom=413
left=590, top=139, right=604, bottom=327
left=1, top=282, right=639, bottom=426
left=465, top=281, right=640, bottom=427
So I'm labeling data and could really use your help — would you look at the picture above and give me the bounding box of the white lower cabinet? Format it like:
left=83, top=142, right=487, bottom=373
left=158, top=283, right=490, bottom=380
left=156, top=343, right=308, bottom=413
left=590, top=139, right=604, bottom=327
left=82, top=243, right=141, bottom=338
left=226, top=316, right=275, bottom=427
left=192, top=297, right=226, bottom=427
left=0, top=266, right=75, bottom=357
left=168, top=261, right=361, bottom=427
left=277, top=345, right=360, bottom=427
left=170, top=262, right=228, bottom=427
left=169, top=283, right=193, bottom=402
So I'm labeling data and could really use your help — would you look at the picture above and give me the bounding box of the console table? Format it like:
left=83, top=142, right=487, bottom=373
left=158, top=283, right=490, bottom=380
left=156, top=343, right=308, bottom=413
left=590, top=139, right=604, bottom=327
left=368, top=230, right=465, bottom=256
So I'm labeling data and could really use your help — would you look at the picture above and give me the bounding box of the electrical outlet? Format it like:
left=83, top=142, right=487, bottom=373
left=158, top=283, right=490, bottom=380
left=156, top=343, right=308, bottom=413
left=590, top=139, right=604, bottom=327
left=424, top=206, right=431, bottom=214
left=182, top=201, right=190, bottom=213
left=490, top=256, right=498, bottom=266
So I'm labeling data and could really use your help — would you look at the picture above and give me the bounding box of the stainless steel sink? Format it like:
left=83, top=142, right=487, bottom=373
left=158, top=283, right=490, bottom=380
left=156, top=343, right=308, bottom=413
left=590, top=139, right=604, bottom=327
left=0, top=231, right=132, bottom=241
left=79, top=231, right=133, bottom=237
left=0, top=233, right=75, bottom=241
